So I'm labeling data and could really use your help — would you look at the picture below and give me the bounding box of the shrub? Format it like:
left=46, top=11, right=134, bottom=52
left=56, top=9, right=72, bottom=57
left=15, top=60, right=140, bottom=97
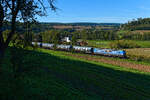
left=109, top=40, right=140, bottom=49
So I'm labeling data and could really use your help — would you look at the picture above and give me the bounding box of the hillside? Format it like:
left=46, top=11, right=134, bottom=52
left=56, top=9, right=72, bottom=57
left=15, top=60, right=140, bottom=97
left=2, top=22, right=121, bottom=34
left=122, top=18, right=150, bottom=30
left=41, top=22, right=121, bottom=26
left=1, top=47, right=150, bottom=100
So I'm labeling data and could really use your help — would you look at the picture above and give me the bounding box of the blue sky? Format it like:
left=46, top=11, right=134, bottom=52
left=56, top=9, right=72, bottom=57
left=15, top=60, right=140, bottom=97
left=38, top=0, right=150, bottom=23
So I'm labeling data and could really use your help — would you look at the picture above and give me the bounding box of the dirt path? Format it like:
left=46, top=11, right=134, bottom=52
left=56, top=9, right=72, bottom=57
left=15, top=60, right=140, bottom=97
left=65, top=54, right=150, bottom=72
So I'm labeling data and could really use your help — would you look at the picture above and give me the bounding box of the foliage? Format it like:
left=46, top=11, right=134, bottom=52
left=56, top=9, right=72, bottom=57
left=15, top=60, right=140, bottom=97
left=122, top=18, right=150, bottom=30
left=109, top=40, right=140, bottom=49
left=40, top=30, right=53, bottom=43
left=2, top=30, right=10, bottom=41
left=71, top=32, right=78, bottom=45
left=0, top=0, right=56, bottom=59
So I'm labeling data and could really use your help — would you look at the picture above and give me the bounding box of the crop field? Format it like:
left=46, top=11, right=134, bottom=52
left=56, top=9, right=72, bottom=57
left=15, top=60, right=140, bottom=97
left=52, top=25, right=92, bottom=30
left=126, top=48, right=150, bottom=61
left=1, top=47, right=150, bottom=100
left=132, top=30, right=150, bottom=34
left=52, top=25, right=114, bottom=30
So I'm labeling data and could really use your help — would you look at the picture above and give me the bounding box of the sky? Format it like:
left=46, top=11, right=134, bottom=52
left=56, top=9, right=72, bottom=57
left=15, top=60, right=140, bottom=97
left=37, top=0, right=150, bottom=23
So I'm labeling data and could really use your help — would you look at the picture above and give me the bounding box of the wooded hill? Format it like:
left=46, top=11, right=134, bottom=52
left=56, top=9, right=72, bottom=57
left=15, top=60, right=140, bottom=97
left=122, top=18, right=150, bottom=30
left=2, top=21, right=120, bottom=34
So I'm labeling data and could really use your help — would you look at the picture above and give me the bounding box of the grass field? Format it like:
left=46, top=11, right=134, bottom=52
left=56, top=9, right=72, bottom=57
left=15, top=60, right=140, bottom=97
left=1, top=47, right=150, bottom=100
left=87, top=40, right=150, bottom=48
left=87, top=40, right=111, bottom=48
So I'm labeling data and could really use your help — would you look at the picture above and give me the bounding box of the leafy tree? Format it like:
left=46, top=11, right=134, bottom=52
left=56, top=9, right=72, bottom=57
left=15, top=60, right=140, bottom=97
left=81, top=30, right=88, bottom=42
left=71, top=32, right=77, bottom=45
left=0, top=0, right=56, bottom=59
left=52, top=30, right=60, bottom=49
left=41, top=30, right=54, bottom=43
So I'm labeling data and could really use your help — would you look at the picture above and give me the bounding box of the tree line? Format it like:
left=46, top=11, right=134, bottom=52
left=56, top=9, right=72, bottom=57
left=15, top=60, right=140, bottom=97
left=122, top=18, right=150, bottom=30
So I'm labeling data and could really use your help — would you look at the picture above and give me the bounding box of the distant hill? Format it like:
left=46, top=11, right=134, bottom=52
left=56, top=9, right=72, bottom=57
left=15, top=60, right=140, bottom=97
left=122, top=18, right=150, bottom=30
left=2, top=21, right=121, bottom=34
left=41, top=22, right=121, bottom=27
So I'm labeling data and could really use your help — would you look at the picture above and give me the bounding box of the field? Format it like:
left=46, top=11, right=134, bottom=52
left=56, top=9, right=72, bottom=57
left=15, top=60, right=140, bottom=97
left=1, top=47, right=150, bottom=100
left=87, top=40, right=150, bottom=48
left=87, top=40, right=150, bottom=61
left=53, top=25, right=91, bottom=30
left=126, top=48, right=150, bottom=61
left=132, top=30, right=150, bottom=34
left=87, top=40, right=111, bottom=48
left=51, top=25, right=115, bottom=30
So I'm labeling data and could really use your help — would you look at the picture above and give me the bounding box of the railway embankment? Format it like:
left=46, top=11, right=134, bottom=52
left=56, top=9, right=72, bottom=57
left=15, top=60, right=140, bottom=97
left=65, top=53, right=150, bottom=72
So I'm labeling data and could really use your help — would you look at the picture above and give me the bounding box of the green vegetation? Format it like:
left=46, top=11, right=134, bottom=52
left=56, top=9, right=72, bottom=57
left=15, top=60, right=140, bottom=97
left=109, top=40, right=140, bottom=49
left=122, top=18, right=150, bottom=30
left=87, top=40, right=111, bottom=48
left=1, top=47, right=150, bottom=100
left=1, top=1, right=150, bottom=100
left=135, top=41, right=150, bottom=48
left=87, top=40, right=150, bottom=48
left=87, top=40, right=150, bottom=62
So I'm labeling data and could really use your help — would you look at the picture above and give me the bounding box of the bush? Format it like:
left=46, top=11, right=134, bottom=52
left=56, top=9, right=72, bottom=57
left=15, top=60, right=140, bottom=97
left=109, top=40, right=140, bottom=49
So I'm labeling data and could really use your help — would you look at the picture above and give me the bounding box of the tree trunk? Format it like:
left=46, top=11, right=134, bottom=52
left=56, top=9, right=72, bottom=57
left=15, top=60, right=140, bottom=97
left=0, top=3, right=5, bottom=67
left=0, top=47, right=5, bottom=61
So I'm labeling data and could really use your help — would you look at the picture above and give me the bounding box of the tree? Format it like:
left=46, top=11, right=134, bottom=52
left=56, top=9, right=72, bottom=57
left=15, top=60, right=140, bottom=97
left=41, top=30, right=54, bottom=43
left=0, top=0, right=56, bottom=59
left=71, top=32, right=77, bottom=45
left=81, top=30, right=88, bottom=42
left=52, top=30, right=60, bottom=49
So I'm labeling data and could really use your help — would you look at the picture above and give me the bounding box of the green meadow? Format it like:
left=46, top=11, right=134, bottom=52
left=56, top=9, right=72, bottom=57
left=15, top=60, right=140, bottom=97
left=87, top=40, right=150, bottom=48
left=1, top=47, right=150, bottom=100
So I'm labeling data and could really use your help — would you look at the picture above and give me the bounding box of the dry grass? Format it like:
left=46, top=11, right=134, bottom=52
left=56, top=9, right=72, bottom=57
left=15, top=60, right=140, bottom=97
left=126, top=48, right=150, bottom=58
left=132, top=30, right=150, bottom=34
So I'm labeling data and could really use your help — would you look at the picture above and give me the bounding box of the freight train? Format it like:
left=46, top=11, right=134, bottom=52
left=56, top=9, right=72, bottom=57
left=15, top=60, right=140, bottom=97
left=32, top=42, right=126, bottom=58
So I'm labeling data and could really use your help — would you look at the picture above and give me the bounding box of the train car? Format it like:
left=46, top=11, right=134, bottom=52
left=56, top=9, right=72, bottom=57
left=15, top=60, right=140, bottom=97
left=32, top=42, right=42, bottom=47
left=42, top=43, right=54, bottom=49
left=56, top=44, right=72, bottom=51
left=32, top=42, right=126, bottom=58
left=93, top=48, right=109, bottom=55
left=107, top=50, right=126, bottom=57
left=73, top=46, right=93, bottom=53
left=112, top=50, right=126, bottom=57
left=93, top=48, right=126, bottom=57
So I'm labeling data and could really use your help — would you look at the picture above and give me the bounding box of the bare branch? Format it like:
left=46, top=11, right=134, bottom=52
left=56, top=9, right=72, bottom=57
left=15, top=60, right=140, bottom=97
left=4, top=0, right=12, bottom=10
left=48, top=0, right=57, bottom=11
left=37, top=0, right=46, bottom=12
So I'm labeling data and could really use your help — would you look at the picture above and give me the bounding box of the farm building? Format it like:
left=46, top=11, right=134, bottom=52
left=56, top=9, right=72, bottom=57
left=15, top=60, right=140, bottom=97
left=61, top=37, right=71, bottom=42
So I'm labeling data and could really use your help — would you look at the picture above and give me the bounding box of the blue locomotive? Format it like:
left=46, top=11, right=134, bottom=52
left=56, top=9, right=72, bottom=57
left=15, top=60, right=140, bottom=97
left=32, top=42, right=126, bottom=58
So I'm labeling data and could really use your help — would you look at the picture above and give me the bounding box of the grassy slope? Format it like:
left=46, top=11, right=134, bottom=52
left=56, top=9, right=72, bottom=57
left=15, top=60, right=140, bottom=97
left=1, top=48, right=150, bottom=100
